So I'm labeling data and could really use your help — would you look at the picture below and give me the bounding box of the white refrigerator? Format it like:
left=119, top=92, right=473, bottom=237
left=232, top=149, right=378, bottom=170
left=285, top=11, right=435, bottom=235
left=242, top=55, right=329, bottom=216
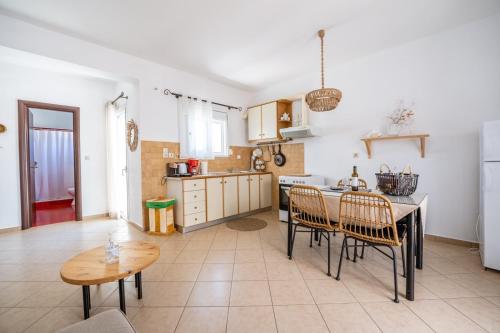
left=479, top=120, right=500, bottom=270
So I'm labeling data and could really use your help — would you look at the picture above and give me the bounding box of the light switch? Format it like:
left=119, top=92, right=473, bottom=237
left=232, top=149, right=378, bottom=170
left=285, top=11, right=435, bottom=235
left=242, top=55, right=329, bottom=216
left=163, top=148, right=169, bottom=158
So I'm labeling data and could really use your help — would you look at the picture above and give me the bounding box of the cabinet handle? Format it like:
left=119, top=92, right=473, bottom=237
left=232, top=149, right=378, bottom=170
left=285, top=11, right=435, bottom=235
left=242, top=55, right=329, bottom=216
left=195, top=218, right=198, bottom=221
left=194, top=206, right=197, bottom=209
left=194, top=184, right=197, bottom=186
left=194, top=195, right=197, bottom=198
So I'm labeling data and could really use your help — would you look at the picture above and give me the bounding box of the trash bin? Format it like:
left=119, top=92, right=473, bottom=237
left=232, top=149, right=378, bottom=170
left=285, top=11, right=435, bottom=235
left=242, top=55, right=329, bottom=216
left=146, top=197, right=176, bottom=235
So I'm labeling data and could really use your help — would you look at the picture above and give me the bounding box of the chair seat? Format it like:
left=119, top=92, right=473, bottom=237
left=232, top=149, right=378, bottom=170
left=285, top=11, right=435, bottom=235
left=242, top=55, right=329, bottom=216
left=293, top=212, right=338, bottom=231
left=344, top=223, right=407, bottom=243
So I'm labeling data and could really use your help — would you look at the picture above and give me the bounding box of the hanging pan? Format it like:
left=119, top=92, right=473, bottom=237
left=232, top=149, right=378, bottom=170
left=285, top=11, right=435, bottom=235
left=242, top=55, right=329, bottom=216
left=274, top=144, right=286, bottom=167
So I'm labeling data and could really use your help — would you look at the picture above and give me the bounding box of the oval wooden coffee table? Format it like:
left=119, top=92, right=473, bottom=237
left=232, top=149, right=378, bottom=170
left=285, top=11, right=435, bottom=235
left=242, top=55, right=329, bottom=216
left=60, top=241, right=160, bottom=319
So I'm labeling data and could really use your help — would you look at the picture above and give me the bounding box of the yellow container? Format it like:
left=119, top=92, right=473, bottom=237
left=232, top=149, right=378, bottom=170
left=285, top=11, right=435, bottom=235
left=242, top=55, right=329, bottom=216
left=146, top=198, right=176, bottom=235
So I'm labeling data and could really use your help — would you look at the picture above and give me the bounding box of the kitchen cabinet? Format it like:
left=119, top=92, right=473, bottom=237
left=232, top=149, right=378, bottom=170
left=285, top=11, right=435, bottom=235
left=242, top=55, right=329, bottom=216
left=206, top=177, right=223, bottom=221
left=247, top=100, right=292, bottom=142
left=249, top=174, right=260, bottom=210
left=238, top=175, right=250, bottom=214
left=259, top=173, right=272, bottom=208
left=248, top=106, right=261, bottom=141
left=223, top=176, right=238, bottom=217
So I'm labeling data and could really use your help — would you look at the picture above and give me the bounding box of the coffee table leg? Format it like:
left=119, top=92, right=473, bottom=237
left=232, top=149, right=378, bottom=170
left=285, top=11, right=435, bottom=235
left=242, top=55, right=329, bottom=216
left=135, top=272, right=142, bottom=299
left=82, top=285, right=90, bottom=319
left=118, top=279, right=126, bottom=314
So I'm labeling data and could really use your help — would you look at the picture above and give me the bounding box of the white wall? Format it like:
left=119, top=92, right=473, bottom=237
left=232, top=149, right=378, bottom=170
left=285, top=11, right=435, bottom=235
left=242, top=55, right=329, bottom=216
left=0, top=14, right=253, bottom=229
left=31, top=108, right=74, bottom=130
left=0, top=62, right=117, bottom=229
left=253, top=14, right=500, bottom=242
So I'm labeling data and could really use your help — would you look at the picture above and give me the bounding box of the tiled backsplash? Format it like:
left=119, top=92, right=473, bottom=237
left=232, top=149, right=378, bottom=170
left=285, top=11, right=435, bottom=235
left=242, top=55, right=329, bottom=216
left=141, top=140, right=304, bottom=227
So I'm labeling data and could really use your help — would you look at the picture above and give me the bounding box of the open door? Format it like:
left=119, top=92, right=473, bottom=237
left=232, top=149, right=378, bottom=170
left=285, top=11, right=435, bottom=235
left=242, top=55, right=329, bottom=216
left=28, top=110, right=37, bottom=225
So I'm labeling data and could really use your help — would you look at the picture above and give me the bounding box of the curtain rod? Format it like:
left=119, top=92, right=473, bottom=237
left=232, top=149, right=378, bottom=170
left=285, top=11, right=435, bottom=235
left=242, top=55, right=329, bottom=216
left=111, top=91, right=128, bottom=105
left=163, top=89, right=242, bottom=111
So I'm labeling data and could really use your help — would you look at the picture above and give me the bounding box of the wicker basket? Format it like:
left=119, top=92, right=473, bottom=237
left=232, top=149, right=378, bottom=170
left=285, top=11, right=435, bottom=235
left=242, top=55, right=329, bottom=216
left=375, top=164, right=418, bottom=196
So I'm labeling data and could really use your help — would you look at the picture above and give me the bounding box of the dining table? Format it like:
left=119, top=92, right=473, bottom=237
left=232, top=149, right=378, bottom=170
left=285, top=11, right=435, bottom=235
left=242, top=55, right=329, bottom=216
left=286, top=187, right=428, bottom=301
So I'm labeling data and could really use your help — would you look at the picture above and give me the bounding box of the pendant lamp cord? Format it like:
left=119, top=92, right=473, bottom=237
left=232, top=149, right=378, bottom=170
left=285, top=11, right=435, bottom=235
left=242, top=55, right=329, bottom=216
left=318, top=29, right=325, bottom=89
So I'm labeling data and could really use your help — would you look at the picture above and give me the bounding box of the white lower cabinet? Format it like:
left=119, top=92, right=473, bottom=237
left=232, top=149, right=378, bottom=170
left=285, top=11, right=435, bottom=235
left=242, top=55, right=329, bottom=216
left=249, top=175, right=260, bottom=211
left=223, top=176, right=238, bottom=217
left=238, top=176, right=250, bottom=213
left=259, top=173, right=272, bottom=208
left=206, top=177, right=224, bottom=222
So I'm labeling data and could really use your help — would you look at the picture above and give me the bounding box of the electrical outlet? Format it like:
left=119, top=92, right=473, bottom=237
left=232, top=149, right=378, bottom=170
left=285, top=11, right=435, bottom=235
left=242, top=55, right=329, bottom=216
left=163, top=148, right=169, bottom=158
left=353, top=152, right=359, bottom=159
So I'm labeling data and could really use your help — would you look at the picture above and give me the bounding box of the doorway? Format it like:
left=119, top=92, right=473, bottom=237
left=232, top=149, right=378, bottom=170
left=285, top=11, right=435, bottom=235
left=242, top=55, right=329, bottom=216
left=18, top=100, right=82, bottom=229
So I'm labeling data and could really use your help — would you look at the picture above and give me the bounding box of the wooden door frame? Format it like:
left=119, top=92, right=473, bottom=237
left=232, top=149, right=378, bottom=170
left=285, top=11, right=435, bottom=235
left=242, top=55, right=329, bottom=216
left=18, top=100, right=82, bottom=229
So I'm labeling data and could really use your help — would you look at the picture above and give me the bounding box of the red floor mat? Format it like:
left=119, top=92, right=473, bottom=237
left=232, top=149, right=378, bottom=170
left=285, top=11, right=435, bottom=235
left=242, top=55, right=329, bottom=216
left=34, top=200, right=75, bottom=226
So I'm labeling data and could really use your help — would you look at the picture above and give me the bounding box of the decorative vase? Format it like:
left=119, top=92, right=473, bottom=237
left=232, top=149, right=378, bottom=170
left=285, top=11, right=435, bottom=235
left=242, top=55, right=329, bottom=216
left=387, top=123, right=402, bottom=136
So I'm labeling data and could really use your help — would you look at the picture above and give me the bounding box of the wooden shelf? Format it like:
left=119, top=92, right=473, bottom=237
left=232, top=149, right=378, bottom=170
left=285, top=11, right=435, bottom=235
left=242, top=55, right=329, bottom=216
left=361, top=134, right=430, bottom=159
left=279, top=119, right=292, bottom=123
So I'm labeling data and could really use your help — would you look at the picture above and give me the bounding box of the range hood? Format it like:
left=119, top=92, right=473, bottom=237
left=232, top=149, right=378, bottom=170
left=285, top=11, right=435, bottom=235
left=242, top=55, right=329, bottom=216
left=279, top=96, right=317, bottom=139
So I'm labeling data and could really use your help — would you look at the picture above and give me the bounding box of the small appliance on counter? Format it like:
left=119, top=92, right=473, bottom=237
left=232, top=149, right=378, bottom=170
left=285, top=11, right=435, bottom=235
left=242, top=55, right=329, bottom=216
left=187, top=159, right=200, bottom=175
left=167, top=162, right=191, bottom=177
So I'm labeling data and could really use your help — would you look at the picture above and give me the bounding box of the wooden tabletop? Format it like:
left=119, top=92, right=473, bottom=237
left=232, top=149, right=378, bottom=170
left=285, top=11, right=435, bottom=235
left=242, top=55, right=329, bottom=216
left=60, top=241, right=160, bottom=285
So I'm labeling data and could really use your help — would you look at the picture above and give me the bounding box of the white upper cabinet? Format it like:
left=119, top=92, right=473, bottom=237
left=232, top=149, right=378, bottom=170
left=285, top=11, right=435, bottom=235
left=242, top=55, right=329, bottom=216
left=261, top=102, right=277, bottom=139
left=223, top=176, right=238, bottom=217
left=247, top=100, right=292, bottom=142
left=247, top=106, right=262, bottom=141
left=206, top=177, right=223, bottom=222
left=259, top=173, right=272, bottom=208
left=238, top=175, right=250, bottom=214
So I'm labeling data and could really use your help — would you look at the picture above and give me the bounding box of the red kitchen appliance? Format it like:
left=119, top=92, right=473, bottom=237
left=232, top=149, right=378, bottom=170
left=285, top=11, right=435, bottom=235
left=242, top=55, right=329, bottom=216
left=187, top=159, right=200, bottom=175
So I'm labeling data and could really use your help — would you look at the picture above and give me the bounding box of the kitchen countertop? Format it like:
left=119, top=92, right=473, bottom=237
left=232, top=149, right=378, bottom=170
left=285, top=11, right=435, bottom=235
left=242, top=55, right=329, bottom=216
left=167, top=171, right=272, bottom=180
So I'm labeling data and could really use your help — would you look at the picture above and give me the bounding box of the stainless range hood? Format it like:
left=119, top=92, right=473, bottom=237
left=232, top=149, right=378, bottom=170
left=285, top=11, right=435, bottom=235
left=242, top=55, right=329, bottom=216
left=279, top=95, right=317, bottom=139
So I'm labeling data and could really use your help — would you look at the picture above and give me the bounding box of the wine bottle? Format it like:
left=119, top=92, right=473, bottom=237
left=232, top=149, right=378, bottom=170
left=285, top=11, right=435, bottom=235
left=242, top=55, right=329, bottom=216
left=351, top=166, right=359, bottom=191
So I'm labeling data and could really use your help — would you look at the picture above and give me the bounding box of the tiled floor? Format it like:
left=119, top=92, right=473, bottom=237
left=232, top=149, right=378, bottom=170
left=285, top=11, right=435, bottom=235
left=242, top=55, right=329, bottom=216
left=1, top=210, right=499, bottom=332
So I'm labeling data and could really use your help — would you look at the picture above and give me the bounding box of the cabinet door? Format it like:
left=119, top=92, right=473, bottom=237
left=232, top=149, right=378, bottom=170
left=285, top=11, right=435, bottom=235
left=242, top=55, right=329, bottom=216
left=223, top=176, right=238, bottom=217
left=261, top=102, right=277, bottom=139
left=238, top=176, right=250, bottom=214
left=249, top=175, right=260, bottom=211
left=247, top=106, right=262, bottom=141
left=206, top=177, right=223, bottom=221
left=259, top=173, right=272, bottom=208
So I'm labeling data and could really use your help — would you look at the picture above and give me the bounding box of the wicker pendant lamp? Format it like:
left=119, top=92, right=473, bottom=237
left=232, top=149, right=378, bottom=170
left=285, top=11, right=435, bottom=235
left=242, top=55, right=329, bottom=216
left=305, top=29, right=342, bottom=112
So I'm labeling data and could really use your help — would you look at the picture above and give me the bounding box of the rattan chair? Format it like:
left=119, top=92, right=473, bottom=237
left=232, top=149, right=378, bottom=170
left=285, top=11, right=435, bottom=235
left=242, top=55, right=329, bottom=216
left=289, top=185, right=338, bottom=276
left=335, top=192, right=407, bottom=303
left=337, top=178, right=368, bottom=190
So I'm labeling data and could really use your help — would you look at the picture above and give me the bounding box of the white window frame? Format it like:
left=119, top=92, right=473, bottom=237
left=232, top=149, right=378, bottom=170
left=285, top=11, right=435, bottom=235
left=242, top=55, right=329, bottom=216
left=212, top=110, right=229, bottom=157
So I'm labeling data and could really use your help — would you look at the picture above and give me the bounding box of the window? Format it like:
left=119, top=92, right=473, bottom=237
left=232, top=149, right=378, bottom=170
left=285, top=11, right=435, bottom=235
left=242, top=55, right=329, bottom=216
left=212, top=110, right=228, bottom=156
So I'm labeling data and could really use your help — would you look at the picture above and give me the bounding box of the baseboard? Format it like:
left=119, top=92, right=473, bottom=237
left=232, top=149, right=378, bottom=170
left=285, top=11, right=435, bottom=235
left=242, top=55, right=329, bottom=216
left=0, top=226, right=21, bottom=234
left=127, top=220, right=144, bottom=231
left=425, top=234, right=478, bottom=248
left=83, top=213, right=109, bottom=221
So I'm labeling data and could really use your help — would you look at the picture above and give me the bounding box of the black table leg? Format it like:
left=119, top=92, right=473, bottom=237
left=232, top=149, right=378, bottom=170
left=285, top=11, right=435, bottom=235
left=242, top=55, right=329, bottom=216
left=135, top=272, right=142, bottom=299
left=118, top=279, right=126, bottom=314
left=314, top=229, right=319, bottom=242
left=406, top=211, right=415, bottom=301
left=82, top=285, right=90, bottom=319
left=288, top=198, right=292, bottom=259
left=416, top=207, right=423, bottom=269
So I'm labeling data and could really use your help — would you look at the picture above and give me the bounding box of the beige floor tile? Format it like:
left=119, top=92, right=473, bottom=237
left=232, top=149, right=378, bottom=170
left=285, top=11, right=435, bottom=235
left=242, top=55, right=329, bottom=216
left=263, top=249, right=290, bottom=263
left=187, top=281, right=231, bottom=306
left=319, top=303, right=381, bottom=332
left=447, top=273, right=500, bottom=296
left=141, top=281, right=194, bottom=306
left=266, top=261, right=303, bottom=281
left=405, top=299, right=486, bottom=332
left=175, top=249, right=208, bottom=263
left=90, top=306, right=139, bottom=319
left=162, top=263, right=201, bottom=281
left=235, top=249, right=264, bottom=263
left=425, top=257, right=474, bottom=274
left=295, top=259, right=332, bottom=280
left=211, top=234, right=237, bottom=250
left=342, top=274, right=394, bottom=302
left=175, top=307, right=228, bottom=333
left=446, top=297, right=500, bottom=333
left=375, top=274, right=439, bottom=300
left=205, top=250, right=236, bottom=263
left=236, top=233, right=261, bottom=249
left=17, top=282, right=78, bottom=307
left=141, top=263, right=170, bottom=281
left=0, top=307, right=51, bottom=333
left=101, top=281, right=143, bottom=307
left=227, top=306, right=277, bottom=333
left=60, top=282, right=117, bottom=307
left=0, top=282, right=47, bottom=307
left=131, top=307, right=183, bottom=333
left=274, top=305, right=329, bottom=333
left=269, top=280, right=314, bottom=305
left=484, top=296, right=500, bottom=306
left=198, top=263, right=233, bottom=281
left=418, top=276, right=478, bottom=298
left=230, top=281, right=272, bottom=306
left=184, top=238, right=213, bottom=250
left=362, top=302, right=433, bottom=333
left=306, top=279, right=356, bottom=304
left=23, top=307, right=83, bottom=333
left=233, top=262, right=268, bottom=280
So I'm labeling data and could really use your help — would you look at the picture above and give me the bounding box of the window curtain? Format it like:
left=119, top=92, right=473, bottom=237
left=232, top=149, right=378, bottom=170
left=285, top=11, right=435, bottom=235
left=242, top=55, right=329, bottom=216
left=178, top=97, right=214, bottom=159
left=33, top=129, right=74, bottom=201
left=106, top=102, right=120, bottom=219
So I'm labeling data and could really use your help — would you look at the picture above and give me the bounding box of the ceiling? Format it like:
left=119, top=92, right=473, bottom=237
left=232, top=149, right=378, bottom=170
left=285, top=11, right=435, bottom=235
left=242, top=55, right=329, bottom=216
left=1, top=0, right=499, bottom=91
